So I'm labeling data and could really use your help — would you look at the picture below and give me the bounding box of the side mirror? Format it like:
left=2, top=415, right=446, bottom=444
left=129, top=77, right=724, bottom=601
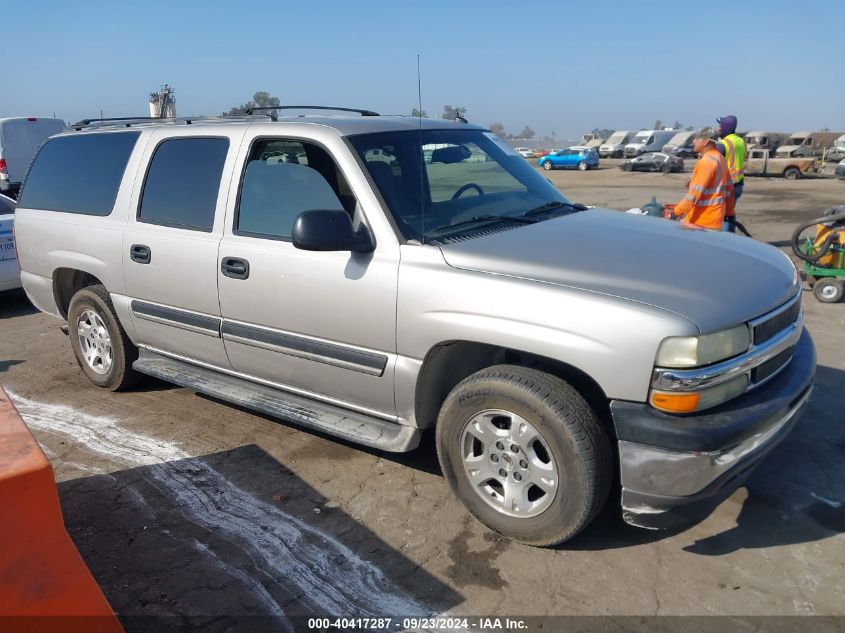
left=292, top=209, right=375, bottom=253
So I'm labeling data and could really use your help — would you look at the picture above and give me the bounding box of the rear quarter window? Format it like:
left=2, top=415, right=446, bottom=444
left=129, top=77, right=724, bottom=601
left=17, top=132, right=140, bottom=215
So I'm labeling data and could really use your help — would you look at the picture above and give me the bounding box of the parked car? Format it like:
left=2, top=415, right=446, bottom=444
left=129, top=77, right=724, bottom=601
left=515, top=147, right=535, bottom=158
left=0, top=193, right=19, bottom=291
left=775, top=131, right=844, bottom=158
left=745, top=148, right=821, bottom=179
left=538, top=147, right=599, bottom=171
left=662, top=131, right=696, bottom=158
left=825, top=134, right=845, bottom=162
left=624, top=130, right=678, bottom=157
left=15, top=111, right=814, bottom=546
left=0, top=117, right=66, bottom=196
left=599, top=130, right=634, bottom=158
left=836, top=159, right=845, bottom=180
left=619, top=152, right=684, bottom=173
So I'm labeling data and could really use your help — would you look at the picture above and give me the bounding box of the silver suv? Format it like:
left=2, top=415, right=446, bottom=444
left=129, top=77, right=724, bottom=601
left=14, top=109, right=815, bottom=546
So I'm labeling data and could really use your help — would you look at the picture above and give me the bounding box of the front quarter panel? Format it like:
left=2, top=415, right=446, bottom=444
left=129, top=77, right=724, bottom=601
left=394, top=245, right=698, bottom=423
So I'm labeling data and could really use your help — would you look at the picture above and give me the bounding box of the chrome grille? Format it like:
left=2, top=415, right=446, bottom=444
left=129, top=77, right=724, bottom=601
left=753, top=298, right=801, bottom=346
left=752, top=347, right=794, bottom=384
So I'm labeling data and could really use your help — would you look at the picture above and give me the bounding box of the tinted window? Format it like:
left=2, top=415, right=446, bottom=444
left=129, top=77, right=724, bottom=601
left=0, top=194, right=15, bottom=215
left=17, top=132, right=140, bottom=215
left=139, top=138, right=228, bottom=231
left=237, top=140, right=346, bottom=239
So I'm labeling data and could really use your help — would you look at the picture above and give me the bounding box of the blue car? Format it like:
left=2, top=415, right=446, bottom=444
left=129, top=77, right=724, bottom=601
left=538, top=147, right=599, bottom=171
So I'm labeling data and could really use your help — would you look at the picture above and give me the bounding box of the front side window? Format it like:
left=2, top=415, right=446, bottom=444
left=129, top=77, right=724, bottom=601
left=235, top=139, right=351, bottom=240
left=18, top=132, right=140, bottom=215
left=139, top=137, right=229, bottom=231
left=350, top=129, right=569, bottom=242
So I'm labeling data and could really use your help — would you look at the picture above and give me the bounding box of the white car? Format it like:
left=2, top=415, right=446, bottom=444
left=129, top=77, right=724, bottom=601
left=515, top=147, right=535, bottom=158
left=0, top=193, right=19, bottom=291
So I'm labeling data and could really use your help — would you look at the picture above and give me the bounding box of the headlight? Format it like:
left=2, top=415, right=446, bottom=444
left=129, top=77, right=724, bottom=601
left=655, top=324, right=751, bottom=368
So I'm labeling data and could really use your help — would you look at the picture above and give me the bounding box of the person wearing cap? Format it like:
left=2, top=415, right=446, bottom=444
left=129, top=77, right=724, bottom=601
left=666, top=128, right=733, bottom=230
left=716, top=115, right=746, bottom=233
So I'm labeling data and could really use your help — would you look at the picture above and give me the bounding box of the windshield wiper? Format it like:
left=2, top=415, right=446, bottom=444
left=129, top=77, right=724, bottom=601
left=522, top=201, right=588, bottom=218
left=429, top=214, right=538, bottom=235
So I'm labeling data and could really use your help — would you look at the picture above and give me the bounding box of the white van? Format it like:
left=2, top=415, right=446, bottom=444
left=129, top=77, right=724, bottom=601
left=599, top=131, right=634, bottom=158
left=0, top=117, right=66, bottom=195
left=662, top=131, right=696, bottom=157
left=624, top=130, right=677, bottom=158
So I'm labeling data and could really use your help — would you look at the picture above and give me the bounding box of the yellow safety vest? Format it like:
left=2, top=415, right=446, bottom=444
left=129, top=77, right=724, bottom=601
left=721, top=133, right=746, bottom=184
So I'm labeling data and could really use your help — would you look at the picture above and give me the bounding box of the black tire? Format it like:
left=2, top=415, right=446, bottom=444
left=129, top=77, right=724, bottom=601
left=577, top=161, right=588, bottom=171
left=813, top=278, right=843, bottom=303
left=543, top=161, right=553, bottom=171
left=68, top=284, right=140, bottom=390
left=784, top=166, right=802, bottom=180
left=660, top=163, right=672, bottom=173
left=435, top=365, right=612, bottom=547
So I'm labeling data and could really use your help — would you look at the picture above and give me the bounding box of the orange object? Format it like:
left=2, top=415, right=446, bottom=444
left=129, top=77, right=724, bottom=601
left=671, top=148, right=734, bottom=229
left=0, top=386, right=124, bottom=633
left=649, top=390, right=701, bottom=413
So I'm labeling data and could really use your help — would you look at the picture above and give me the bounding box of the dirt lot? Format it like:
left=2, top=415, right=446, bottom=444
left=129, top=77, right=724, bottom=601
left=1, top=164, right=844, bottom=631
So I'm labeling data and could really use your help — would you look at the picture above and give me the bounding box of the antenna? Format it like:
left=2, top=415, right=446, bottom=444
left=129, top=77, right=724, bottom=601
left=417, top=54, right=425, bottom=241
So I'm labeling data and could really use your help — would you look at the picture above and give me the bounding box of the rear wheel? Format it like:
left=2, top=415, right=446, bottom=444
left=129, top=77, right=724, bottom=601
left=784, top=166, right=802, bottom=180
left=436, top=365, right=612, bottom=546
left=813, top=278, right=843, bottom=303
left=68, top=285, right=140, bottom=390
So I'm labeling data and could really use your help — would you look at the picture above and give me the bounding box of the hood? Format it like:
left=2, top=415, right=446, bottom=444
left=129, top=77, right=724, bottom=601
left=438, top=209, right=799, bottom=332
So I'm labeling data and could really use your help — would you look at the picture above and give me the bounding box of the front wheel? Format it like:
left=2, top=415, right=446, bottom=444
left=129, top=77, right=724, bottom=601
left=68, top=285, right=140, bottom=390
left=784, top=166, right=802, bottom=180
left=436, top=365, right=612, bottom=546
left=578, top=161, right=588, bottom=171
left=543, top=161, right=553, bottom=171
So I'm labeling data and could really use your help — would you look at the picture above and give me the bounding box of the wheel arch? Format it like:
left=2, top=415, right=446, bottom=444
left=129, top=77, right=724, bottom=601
left=414, top=340, right=614, bottom=437
left=53, top=268, right=106, bottom=320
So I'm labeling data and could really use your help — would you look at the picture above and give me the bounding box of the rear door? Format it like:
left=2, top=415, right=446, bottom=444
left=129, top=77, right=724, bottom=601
left=0, top=120, right=34, bottom=184
left=121, top=127, right=245, bottom=368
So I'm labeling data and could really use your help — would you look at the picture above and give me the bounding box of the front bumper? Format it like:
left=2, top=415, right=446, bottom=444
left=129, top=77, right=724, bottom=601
left=610, top=327, right=815, bottom=530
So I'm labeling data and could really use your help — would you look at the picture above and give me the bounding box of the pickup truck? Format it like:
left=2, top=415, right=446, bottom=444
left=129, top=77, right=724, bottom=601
left=14, top=111, right=815, bottom=546
left=745, top=148, right=821, bottom=180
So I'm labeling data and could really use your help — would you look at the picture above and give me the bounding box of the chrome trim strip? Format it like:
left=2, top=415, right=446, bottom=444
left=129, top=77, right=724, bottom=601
left=131, top=300, right=221, bottom=338
left=221, top=319, right=388, bottom=377
left=652, top=320, right=803, bottom=392
left=138, top=345, right=398, bottom=422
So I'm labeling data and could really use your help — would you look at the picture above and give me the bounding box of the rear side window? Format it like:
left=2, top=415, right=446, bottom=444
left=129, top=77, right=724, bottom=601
left=17, top=132, right=140, bottom=215
left=139, top=137, right=229, bottom=231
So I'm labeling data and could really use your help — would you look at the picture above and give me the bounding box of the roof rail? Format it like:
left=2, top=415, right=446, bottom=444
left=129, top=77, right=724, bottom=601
left=70, top=114, right=270, bottom=131
left=244, top=105, right=380, bottom=117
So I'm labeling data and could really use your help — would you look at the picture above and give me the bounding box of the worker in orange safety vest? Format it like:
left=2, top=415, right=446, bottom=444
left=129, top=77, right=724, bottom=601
left=666, top=127, right=734, bottom=230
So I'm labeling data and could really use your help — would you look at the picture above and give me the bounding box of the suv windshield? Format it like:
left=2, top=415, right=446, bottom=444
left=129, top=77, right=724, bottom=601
left=349, top=129, right=569, bottom=242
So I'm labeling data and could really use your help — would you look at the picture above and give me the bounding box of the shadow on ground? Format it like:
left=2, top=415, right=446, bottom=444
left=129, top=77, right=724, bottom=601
left=0, top=289, right=37, bottom=319
left=60, top=444, right=461, bottom=633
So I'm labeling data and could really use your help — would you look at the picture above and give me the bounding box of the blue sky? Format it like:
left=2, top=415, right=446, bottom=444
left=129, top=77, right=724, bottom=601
left=3, top=0, right=843, bottom=138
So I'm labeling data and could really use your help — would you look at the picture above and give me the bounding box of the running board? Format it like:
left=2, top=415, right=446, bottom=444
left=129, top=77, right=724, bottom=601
left=133, top=350, right=420, bottom=452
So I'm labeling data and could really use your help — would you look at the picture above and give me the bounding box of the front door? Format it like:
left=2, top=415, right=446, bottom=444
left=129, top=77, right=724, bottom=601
left=216, top=133, right=399, bottom=418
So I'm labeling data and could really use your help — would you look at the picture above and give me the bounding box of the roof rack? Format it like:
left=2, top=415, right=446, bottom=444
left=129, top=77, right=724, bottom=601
left=244, top=105, right=380, bottom=118
left=70, top=114, right=270, bottom=131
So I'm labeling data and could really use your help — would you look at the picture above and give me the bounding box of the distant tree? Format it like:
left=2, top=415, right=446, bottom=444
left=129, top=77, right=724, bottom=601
left=411, top=108, right=428, bottom=117
left=672, top=120, right=683, bottom=130
left=822, top=126, right=831, bottom=132
left=441, top=105, right=467, bottom=120
left=488, top=122, right=506, bottom=137
left=518, top=126, right=535, bottom=139
left=686, top=126, right=694, bottom=131
left=653, top=119, right=663, bottom=130
left=591, top=128, right=614, bottom=139
left=227, top=91, right=281, bottom=115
